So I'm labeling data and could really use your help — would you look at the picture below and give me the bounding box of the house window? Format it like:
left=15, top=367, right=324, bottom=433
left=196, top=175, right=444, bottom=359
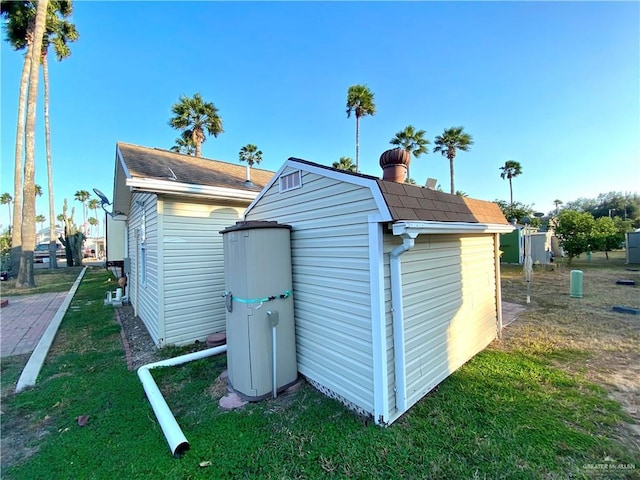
left=279, top=170, right=302, bottom=193
left=138, top=207, right=147, bottom=287
left=139, top=238, right=147, bottom=287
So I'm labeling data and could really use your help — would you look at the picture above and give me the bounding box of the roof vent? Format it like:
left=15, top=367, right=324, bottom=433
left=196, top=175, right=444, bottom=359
left=243, top=165, right=254, bottom=187
left=379, top=148, right=409, bottom=183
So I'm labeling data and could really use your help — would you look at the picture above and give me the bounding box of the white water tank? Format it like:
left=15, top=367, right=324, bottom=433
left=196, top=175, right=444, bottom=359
left=221, top=221, right=297, bottom=401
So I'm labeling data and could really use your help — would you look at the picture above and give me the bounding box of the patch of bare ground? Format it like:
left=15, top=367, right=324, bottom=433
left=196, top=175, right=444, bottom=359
left=114, top=303, right=163, bottom=370
left=496, top=254, right=640, bottom=452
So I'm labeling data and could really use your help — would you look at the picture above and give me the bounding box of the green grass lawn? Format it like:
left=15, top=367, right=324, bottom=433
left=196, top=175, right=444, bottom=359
left=1, top=263, right=638, bottom=479
left=0, top=266, right=84, bottom=297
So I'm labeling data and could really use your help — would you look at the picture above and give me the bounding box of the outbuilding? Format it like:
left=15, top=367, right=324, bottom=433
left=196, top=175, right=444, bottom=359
left=243, top=150, right=513, bottom=424
left=627, top=231, right=640, bottom=264
left=111, top=142, right=274, bottom=346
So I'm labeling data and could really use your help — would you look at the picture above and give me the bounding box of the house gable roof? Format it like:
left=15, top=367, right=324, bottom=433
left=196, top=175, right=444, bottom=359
left=246, top=156, right=508, bottom=226
left=117, top=142, right=274, bottom=192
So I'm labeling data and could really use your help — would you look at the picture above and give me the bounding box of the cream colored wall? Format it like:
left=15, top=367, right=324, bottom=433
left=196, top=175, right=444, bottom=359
left=385, top=233, right=497, bottom=421
left=127, top=192, right=160, bottom=344
left=246, top=168, right=380, bottom=415
left=160, top=197, right=245, bottom=346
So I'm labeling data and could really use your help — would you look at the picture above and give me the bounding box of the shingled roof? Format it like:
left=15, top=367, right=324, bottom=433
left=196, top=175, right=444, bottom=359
left=376, top=179, right=508, bottom=225
left=118, top=142, right=274, bottom=192
left=286, top=157, right=508, bottom=225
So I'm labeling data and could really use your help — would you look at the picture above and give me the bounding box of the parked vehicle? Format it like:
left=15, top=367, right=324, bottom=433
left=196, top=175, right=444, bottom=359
left=34, top=243, right=65, bottom=262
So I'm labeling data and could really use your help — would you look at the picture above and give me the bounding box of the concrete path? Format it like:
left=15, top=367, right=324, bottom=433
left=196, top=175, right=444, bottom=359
left=1, top=292, right=68, bottom=358
left=502, top=301, right=527, bottom=328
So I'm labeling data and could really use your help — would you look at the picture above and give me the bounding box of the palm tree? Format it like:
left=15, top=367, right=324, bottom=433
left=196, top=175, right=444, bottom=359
left=0, top=193, right=12, bottom=225
left=34, top=184, right=42, bottom=197
left=346, top=84, right=376, bottom=173
left=88, top=198, right=100, bottom=236
left=499, top=160, right=523, bottom=205
left=2, top=0, right=73, bottom=274
left=332, top=157, right=356, bottom=173
left=88, top=217, right=98, bottom=237
left=74, top=190, right=90, bottom=226
left=170, top=130, right=196, bottom=156
left=168, top=93, right=223, bottom=157
left=16, top=0, right=48, bottom=288
left=389, top=125, right=429, bottom=182
left=41, top=1, right=77, bottom=269
left=553, top=199, right=563, bottom=216
left=2, top=0, right=33, bottom=267
left=36, top=214, right=46, bottom=232
left=238, top=144, right=263, bottom=167
left=433, top=126, right=474, bottom=195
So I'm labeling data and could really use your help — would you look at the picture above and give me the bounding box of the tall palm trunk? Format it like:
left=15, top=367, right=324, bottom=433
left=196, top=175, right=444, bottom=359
left=448, top=153, right=455, bottom=194
left=509, top=178, right=514, bottom=205
left=43, top=52, right=57, bottom=269
left=17, top=0, right=48, bottom=288
left=192, top=128, right=204, bottom=157
left=9, top=35, right=33, bottom=276
left=355, top=115, right=360, bottom=173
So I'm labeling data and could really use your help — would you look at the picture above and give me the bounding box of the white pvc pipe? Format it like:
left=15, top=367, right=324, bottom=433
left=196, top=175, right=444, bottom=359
left=272, top=325, right=277, bottom=399
left=389, top=236, right=415, bottom=414
left=137, top=344, right=227, bottom=456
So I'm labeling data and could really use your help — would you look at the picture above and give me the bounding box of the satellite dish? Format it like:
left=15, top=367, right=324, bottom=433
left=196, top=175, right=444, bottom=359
left=93, top=188, right=111, bottom=205
left=425, top=178, right=438, bottom=189
left=533, top=212, right=545, bottom=218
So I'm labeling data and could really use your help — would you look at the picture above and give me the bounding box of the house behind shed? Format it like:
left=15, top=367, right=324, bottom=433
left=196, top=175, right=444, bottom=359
left=243, top=151, right=513, bottom=424
left=111, top=142, right=274, bottom=346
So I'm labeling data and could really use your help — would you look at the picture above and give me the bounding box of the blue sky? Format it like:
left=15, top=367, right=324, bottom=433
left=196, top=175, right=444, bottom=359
left=1, top=1, right=639, bottom=231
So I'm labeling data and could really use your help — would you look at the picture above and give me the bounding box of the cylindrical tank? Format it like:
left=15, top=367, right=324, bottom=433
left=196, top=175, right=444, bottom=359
left=569, top=270, right=583, bottom=298
left=220, top=221, right=297, bottom=401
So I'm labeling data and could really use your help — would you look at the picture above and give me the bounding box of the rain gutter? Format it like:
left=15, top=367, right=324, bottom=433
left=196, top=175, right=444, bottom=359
left=126, top=178, right=259, bottom=202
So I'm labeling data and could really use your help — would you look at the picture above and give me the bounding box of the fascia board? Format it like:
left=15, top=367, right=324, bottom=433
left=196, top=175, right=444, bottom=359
left=125, top=178, right=258, bottom=202
left=393, top=221, right=515, bottom=236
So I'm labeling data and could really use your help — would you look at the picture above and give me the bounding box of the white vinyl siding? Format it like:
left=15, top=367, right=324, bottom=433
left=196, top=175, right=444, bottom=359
left=161, top=197, right=244, bottom=346
left=128, top=193, right=160, bottom=344
left=246, top=169, right=380, bottom=414
left=385, top=233, right=497, bottom=420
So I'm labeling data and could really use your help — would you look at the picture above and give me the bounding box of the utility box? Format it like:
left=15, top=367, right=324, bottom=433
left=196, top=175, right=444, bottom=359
left=221, top=221, right=297, bottom=401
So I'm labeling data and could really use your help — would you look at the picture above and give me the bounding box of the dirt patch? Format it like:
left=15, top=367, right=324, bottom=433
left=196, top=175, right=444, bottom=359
left=498, top=257, right=640, bottom=452
left=115, top=304, right=163, bottom=370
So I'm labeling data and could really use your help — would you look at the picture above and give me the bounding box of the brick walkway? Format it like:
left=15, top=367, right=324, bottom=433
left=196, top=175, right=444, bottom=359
left=0, top=292, right=68, bottom=358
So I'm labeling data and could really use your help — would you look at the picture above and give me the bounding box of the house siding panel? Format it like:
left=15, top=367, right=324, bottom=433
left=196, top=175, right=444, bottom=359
left=384, top=233, right=497, bottom=420
left=246, top=170, right=379, bottom=414
left=127, top=193, right=160, bottom=344
left=161, top=197, right=244, bottom=346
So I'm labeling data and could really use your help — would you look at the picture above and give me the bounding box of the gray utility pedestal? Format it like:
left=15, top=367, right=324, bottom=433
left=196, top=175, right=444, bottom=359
left=221, top=221, right=297, bottom=401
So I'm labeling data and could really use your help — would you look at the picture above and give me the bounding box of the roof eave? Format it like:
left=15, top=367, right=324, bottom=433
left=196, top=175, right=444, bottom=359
left=392, top=220, right=515, bottom=236
left=125, top=178, right=260, bottom=202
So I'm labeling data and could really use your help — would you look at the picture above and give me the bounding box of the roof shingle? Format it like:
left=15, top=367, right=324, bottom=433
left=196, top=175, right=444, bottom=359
left=376, top=178, right=508, bottom=225
left=118, top=142, right=274, bottom=192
